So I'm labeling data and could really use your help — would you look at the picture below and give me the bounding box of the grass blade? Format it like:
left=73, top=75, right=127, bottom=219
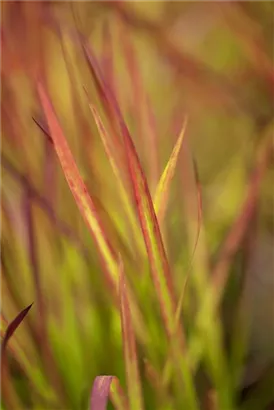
left=23, top=186, right=67, bottom=404
left=109, top=377, right=129, bottom=410
left=1, top=303, right=33, bottom=354
left=1, top=304, right=33, bottom=410
left=175, top=158, right=203, bottom=322
left=161, top=159, right=202, bottom=387
left=118, top=20, right=160, bottom=193
left=90, top=376, right=113, bottom=410
left=85, top=92, right=145, bottom=258
left=90, top=375, right=128, bottom=410
left=37, top=82, right=147, bottom=343
left=77, top=41, right=198, bottom=408
left=119, top=103, right=198, bottom=409
left=37, top=81, right=121, bottom=293
left=154, top=117, right=188, bottom=225
left=119, top=256, right=144, bottom=410
left=2, top=153, right=89, bottom=260
left=120, top=105, right=183, bottom=345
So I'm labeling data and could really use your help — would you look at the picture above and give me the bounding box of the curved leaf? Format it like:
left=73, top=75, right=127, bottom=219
left=90, top=376, right=113, bottom=410
left=90, top=375, right=128, bottom=410
left=1, top=303, right=33, bottom=354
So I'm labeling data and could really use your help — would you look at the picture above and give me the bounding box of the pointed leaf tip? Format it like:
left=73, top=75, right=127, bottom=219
left=154, top=116, right=188, bottom=224
left=90, top=376, right=113, bottom=410
left=2, top=303, right=33, bottom=353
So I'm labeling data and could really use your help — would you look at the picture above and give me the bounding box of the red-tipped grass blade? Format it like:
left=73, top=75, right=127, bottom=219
left=85, top=93, right=145, bottom=257
left=37, top=82, right=147, bottom=343
left=79, top=41, right=198, bottom=407
left=120, top=111, right=184, bottom=345
left=37, top=82, right=118, bottom=292
left=118, top=20, right=160, bottom=193
left=80, top=40, right=184, bottom=344
left=1, top=303, right=33, bottom=354
left=120, top=119, right=199, bottom=408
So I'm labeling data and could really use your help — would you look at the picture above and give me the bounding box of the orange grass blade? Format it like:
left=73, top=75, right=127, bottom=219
left=120, top=111, right=184, bottom=344
left=119, top=110, right=200, bottom=410
left=119, top=256, right=144, bottom=410
left=79, top=41, right=184, bottom=344
left=154, top=117, right=188, bottom=225
left=37, top=83, right=147, bottom=343
left=80, top=38, right=121, bottom=146
left=85, top=92, right=145, bottom=257
left=118, top=21, right=160, bottom=192
left=37, top=82, right=118, bottom=291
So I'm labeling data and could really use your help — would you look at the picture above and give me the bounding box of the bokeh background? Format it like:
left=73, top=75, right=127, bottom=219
left=1, top=2, right=274, bottom=409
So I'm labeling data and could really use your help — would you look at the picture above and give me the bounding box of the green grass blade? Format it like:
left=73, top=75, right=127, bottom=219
left=109, top=377, right=129, bottom=410
left=154, top=117, right=188, bottom=225
left=119, top=256, right=144, bottom=410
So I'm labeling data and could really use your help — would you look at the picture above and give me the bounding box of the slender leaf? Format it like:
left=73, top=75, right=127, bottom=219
left=118, top=21, right=160, bottom=193
left=154, top=117, right=188, bottom=225
left=2, top=153, right=89, bottom=261
left=90, top=375, right=128, bottom=410
left=78, top=41, right=183, bottom=343
left=119, top=104, right=198, bottom=409
left=37, top=82, right=118, bottom=291
left=37, top=82, right=147, bottom=342
left=1, top=304, right=33, bottom=410
left=1, top=303, right=33, bottom=354
left=119, top=256, right=144, bottom=410
left=120, top=107, right=183, bottom=344
left=109, top=377, right=129, bottom=410
left=85, top=92, right=145, bottom=257
left=90, top=376, right=113, bottom=410
left=75, top=39, right=198, bottom=408
left=161, top=161, right=202, bottom=386
left=175, top=157, right=203, bottom=325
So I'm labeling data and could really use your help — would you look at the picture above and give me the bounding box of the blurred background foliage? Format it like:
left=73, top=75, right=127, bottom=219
left=1, top=1, right=274, bottom=409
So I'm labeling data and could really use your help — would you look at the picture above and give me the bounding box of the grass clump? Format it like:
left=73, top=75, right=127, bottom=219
left=1, top=2, right=274, bottom=409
